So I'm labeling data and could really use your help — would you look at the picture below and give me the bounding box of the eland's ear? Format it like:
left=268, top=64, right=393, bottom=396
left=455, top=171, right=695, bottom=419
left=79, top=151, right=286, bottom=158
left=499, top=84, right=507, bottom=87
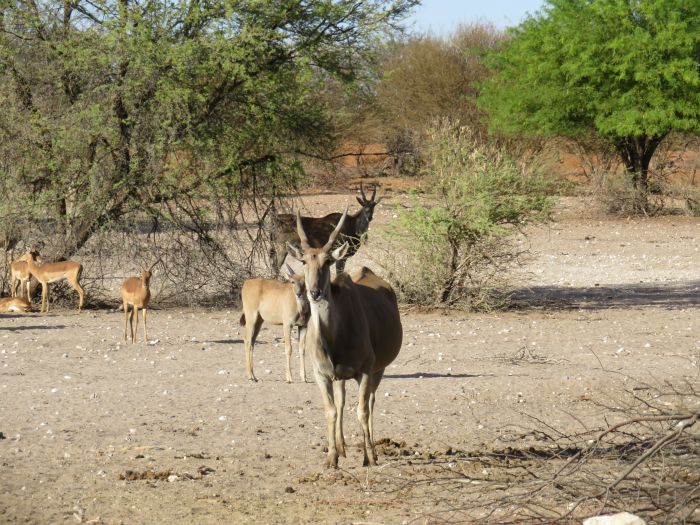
left=356, top=196, right=364, bottom=206
left=286, top=242, right=304, bottom=261
left=331, top=242, right=349, bottom=262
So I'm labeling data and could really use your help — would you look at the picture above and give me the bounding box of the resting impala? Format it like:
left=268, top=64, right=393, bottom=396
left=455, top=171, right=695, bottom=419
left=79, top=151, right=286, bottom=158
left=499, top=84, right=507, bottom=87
left=288, top=210, right=402, bottom=467
left=0, top=296, right=31, bottom=313
left=239, top=265, right=310, bottom=383
left=23, top=251, right=85, bottom=312
left=10, top=253, right=35, bottom=299
left=121, top=266, right=155, bottom=344
left=270, top=183, right=381, bottom=275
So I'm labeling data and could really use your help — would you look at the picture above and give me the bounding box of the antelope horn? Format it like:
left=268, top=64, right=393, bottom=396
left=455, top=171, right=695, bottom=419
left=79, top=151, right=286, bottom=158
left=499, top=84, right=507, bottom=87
left=295, top=211, right=311, bottom=250
left=370, top=184, right=376, bottom=202
left=323, top=207, right=347, bottom=251
left=359, top=182, right=367, bottom=202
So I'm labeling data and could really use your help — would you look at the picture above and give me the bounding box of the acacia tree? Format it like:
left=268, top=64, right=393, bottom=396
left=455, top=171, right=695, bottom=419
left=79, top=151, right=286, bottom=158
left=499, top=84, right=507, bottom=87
left=479, top=0, right=700, bottom=204
left=0, top=0, right=417, bottom=259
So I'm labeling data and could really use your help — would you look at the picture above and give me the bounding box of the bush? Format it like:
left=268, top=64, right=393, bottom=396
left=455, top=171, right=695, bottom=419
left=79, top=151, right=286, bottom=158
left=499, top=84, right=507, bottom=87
left=383, top=120, right=554, bottom=308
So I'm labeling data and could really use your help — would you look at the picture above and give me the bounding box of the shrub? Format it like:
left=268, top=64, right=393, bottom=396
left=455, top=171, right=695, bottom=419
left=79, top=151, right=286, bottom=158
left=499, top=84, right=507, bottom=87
left=383, top=120, right=554, bottom=308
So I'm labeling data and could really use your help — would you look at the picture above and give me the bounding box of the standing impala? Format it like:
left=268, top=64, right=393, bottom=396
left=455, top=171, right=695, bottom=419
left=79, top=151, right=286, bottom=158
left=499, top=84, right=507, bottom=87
left=23, top=251, right=85, bottom=312
left=10, top=253, right=34, bottom=300
left=288, top=210, right=402, bottom=467
left=270, top=183, right=381, bottom=275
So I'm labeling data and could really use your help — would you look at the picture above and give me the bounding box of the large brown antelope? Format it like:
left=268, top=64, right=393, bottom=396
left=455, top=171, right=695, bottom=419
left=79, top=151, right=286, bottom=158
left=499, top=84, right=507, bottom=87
left=121, top=265, right=156, bottom=344
left=240, top=265, right=309, bottom=383
left=270, top=183, right=381, bottom=275
left=287, top=210, right=402, bottom=467
left=0, top=296, right=31, bottom=313
left=23, top=251, right=85, bottom=312
left=10, top=253, right=34, bottom=299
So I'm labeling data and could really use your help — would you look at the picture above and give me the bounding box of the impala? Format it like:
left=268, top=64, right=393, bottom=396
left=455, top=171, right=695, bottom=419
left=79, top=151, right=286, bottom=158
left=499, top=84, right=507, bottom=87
left=0, top=296, right=31, bottom=313
left=240, top=265, right=310, bottom=383
left=23, top=251, right=85, bottom=312
left=10, top=253, right=34, bottom=299
left=288, top=210, right=402, bottom=467
left=121, top=265, right=155, bottom=344
left=270, top=183, right=381, bottom=275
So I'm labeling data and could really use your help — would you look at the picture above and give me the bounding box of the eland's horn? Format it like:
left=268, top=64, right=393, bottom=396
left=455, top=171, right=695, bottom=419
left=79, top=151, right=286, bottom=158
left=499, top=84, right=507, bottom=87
left=359, top=182, right=367, bottom=201
left=295, top=211, right=310, bottom=250
left=323, top=208, right=347, bottom=251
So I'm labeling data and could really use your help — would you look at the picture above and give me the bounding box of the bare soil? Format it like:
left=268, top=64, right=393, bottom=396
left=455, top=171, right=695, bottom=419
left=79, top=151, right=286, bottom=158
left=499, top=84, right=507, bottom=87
left=1, top=194, right=699, bottom=524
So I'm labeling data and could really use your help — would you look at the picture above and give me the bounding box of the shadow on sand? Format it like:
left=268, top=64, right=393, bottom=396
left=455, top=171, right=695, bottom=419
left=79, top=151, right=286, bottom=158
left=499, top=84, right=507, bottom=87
left=511, top=279, right=700, bottom=311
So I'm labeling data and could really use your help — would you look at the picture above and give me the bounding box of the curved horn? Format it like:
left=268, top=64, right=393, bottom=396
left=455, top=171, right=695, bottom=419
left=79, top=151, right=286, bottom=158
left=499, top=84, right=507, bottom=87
left=359, top=182, right=367, bottom=202
left=370, top=184, right=377, bottom=202
left=323, top=207, right=347, bottom=251
left=295, top=211, right=310, bottom=250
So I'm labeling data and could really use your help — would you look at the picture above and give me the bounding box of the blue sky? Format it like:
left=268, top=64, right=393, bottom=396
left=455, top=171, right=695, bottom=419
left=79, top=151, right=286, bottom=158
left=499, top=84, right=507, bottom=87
left=407, top=0, right=546, bottom=35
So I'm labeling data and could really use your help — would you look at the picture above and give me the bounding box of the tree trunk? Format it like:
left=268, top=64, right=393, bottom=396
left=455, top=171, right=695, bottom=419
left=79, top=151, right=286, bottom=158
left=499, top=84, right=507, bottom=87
left=615, top=135, right=664, bottom=193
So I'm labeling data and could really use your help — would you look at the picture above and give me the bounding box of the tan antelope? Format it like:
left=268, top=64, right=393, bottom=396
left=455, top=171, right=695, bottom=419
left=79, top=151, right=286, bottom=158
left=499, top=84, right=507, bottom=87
left=23, top=251, right=85, bottom=312
left=287, top=210, right=402, bottom=467
left=270, top=183, right=381, bottom=275
left=120, top=266, right=155, bottom=344
left=240, top=265, right=309, bottom=383
left=10, top=253, right=35, bottom=299
left=0, top=296, right=32, bottom=313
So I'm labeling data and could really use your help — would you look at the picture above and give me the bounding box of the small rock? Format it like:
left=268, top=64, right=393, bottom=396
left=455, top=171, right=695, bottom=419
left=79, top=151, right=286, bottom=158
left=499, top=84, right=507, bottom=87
left=284, top=486, right=295, bottom=494
left=167, top=474, right=179, bottom=483
left=583, top=512, right=646, bottom=525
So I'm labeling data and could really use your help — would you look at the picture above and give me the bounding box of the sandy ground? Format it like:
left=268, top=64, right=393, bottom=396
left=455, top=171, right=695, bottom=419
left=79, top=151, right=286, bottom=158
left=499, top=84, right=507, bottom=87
left=1, top=194, right=699, bottom=524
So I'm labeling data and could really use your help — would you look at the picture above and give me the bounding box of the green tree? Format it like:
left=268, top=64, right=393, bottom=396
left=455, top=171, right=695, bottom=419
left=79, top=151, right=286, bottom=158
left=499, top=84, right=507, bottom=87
left=0, top=0, right=417, bottom=259
left=480, top=0, right=700, bottom=204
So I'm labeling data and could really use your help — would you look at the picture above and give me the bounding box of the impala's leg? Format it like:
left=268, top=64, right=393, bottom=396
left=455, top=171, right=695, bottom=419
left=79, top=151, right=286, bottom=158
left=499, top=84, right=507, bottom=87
left=70, top=274, right=85, bottom=312
left=333, top=379, right=346, bottom=458
left=11, top=276, right=18, bottom=297
left=132, top=306, right=139, bottom=344
left=244, top=314, right=262, bottom=382
left=298, top=326, right=307, bottom=383
left=369, top=369, right=385, bottom=462
left=143, top=308, right=148, bottom=343
left=40, top=282, right=48, bottom=312
left=283, top=323, right=293, bottom=383
left=357, top=371, right=376, bottom=466
left=123, top=300, right=129, bottom=342
left=314, top=368, right=339, bottom=468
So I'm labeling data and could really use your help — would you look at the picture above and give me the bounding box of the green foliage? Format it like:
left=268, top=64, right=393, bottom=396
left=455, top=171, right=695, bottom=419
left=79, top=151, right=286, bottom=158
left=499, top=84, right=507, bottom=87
left=387, top=120, right=554, bottom=308
left=0, top=0, right=418, bottom=258
left=479, top=0, right=700, bottom=199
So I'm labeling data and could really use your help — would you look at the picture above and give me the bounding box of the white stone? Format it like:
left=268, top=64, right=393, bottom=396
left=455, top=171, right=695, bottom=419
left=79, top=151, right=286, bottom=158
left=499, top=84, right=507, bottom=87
left=583, top=512, right=646, bottom=525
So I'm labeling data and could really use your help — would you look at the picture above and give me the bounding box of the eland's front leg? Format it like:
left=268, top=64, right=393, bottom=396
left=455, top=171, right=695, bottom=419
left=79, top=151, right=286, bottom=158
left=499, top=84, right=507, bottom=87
left=315, top=370, right=339, bottom=468
left=333, top=379, right=346, bottom=458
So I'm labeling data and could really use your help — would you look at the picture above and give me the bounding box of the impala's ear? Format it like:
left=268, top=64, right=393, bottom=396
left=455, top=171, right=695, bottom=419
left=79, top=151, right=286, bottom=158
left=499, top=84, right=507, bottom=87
left=331, top=242, right=349, bottom=262
left=286, top=242, right=303, bottom=261
left=285, top=264, right=295, bottom=279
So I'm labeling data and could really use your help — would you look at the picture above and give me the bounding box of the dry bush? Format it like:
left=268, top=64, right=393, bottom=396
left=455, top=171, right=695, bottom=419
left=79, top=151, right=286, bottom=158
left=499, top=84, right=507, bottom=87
left=376, top=378, right=700, bottom=524
left=377, top=120, right=553, bottom=309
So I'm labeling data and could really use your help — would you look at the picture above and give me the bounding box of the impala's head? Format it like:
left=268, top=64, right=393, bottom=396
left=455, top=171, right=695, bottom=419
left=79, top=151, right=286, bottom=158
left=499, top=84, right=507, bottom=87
left=20, top=250, right=42, bottom=264
left=355, top=183, right=381, bottom=233
left=140, top=270, right=152, bottom=286
left=285, top=264, right=309, bottom=318
left=287, top=209, right=348, bottom=303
